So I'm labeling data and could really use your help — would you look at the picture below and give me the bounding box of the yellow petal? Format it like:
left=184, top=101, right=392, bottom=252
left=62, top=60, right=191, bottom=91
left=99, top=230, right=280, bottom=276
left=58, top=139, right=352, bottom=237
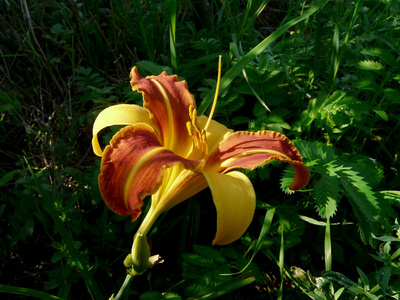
left=203, top=171, right=256, bottom=245
left=92, top=104, right=152, bottom=156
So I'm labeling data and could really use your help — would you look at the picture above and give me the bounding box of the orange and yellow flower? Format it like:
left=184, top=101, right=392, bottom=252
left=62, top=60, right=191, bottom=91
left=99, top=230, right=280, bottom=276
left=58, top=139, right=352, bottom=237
left=92, top=62, right=310, bottom=254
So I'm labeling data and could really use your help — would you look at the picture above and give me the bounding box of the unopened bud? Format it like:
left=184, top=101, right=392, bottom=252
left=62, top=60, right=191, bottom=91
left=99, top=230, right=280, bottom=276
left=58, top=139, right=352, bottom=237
left=131, top=233, right=150, bottom=273
left=123, top=254, right=133, bottom=268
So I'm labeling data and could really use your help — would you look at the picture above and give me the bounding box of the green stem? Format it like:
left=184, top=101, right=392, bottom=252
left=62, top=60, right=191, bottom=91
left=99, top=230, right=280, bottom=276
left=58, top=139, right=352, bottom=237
left=136, top=203, right=161, bottom=237
left=113, top=275, right=134, bottom=300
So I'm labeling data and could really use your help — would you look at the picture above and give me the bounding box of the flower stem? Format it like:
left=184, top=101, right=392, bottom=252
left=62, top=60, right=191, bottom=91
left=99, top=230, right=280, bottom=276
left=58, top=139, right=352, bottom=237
left=136, top=202, right=161, bottom=236
left=113, top=274, right=134, bottom=300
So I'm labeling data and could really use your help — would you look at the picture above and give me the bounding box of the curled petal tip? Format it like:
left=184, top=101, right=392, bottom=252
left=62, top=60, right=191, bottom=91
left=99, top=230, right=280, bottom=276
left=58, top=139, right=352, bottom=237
left=288, top=161, right=311, bottom=190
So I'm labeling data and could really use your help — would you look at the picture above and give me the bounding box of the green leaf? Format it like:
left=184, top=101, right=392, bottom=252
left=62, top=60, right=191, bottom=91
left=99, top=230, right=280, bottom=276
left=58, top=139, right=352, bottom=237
left=136, top=60, right=173, bottom=76
left=376, top=265, right=393, bottom=295
left=182, top=253, right=217, bottom=269
left=140, top=291, right=164, bottom=300
left=0, top=285, right=64, bottom=300
left=193, top=244, right=227, bottom=265
left=373, top=109, right=388, bottom=121
left=356, top=60, right=385, bottom=72
left=0, top=170, right=21, bottom=186
left=338, top=167, right=380, bottom=222
left=383, top=88, right=400, bottom=104
left=50, top=23, right=64, bottom=35
left=361, top=47, right=397, bottom=65
left=357, top=267, right=369, bottom=290
left=198, top=0, right=329, bottom=115
left=314, top=163, right=341, bottom=218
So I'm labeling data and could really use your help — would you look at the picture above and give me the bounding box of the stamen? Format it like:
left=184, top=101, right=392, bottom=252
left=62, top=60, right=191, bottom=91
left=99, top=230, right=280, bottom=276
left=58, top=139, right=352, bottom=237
left=186, top=121, right=193, bottom=136
left=204, top=55, right=222, bottom=132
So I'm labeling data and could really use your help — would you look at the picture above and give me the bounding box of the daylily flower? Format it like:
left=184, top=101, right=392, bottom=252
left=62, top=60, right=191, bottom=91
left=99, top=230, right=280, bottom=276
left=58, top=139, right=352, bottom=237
left=92, top=59, right=310, bottom=256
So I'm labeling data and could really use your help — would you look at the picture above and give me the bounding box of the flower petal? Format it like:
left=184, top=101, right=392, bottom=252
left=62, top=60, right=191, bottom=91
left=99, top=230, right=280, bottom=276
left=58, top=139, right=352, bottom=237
left=203, top=171, right=256, bottom=245
left=153, top=167, right=208, bottom=213
left=92, top=104, right=152, bottom=156
left=205, top=131, right=310, bottom=190
left=197, top=115, right=233, bottom=155
left=99, top=124, right=201, bottom=221
left=130, top=67, right=196, bottom=157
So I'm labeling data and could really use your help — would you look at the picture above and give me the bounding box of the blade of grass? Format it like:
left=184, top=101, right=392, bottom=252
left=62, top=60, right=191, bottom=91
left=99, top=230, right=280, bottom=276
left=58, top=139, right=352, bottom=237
left=187, top=272, right=255, bottom=300
left=198, top=0, right=329, bottom=115
left=226, top=207, right=276, bottom=276
left=330, top=0, right=363, bottom=90
left=133, top=0, right=155, bottom=62
left=0, top=285, right=64, bottom=300
left=167, top=0, right=178, bottom=73
left=239, top=0, right=270, bottom=38
left=23, top=157, right=103, bottom=299
left=325, top=216, right=332, bottom=271
left=277, top=222, right=285, bottom=300
left=230, top=41, right=271, bottom=111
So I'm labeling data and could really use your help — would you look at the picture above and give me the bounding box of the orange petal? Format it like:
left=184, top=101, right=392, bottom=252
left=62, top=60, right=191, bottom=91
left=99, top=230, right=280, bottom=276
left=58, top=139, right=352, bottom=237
left=130, top=67, right=196, bottom=157
left=99, top=124, right=201, bottom=221
left=205, top=131, right=310, bottom=190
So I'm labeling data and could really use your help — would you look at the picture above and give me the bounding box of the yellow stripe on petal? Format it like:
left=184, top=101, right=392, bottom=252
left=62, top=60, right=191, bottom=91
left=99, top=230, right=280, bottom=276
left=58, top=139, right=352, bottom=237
left=203, top=171, right=256, bottom=245
left=130, top=67, right=197, bottom=158
left=92, top=104, right=152, bottom=156
left=99, top=124, right=202, bottom=221
left=150, top=79, right=175, bottom=150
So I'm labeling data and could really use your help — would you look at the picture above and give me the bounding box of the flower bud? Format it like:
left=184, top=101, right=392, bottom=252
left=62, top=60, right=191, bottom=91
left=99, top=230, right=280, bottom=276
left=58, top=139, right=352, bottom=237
left=123, top=253, right=133, bottom=268
left=131, top=233, right=150, bottom=273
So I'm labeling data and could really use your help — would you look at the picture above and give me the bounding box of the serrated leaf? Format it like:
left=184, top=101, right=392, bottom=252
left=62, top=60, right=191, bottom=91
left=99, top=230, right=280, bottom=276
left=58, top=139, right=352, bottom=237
left=193, top=245, right=227, bottom=265
left=361, top=47, right=396, bottom=65
left=356, top=60, right=384, bottom=72
left=280, top=166, right=296, bottom=194
left=314, top=171, right=340, bottom=218
left=182, top=253, right=217, bottom=269
left=338, top=168, right=380, bottom=222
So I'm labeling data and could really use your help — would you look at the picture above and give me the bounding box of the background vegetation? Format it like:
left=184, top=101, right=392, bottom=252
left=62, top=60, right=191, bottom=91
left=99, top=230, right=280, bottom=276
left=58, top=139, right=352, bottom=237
left=1, top=0, right=399, bottom=299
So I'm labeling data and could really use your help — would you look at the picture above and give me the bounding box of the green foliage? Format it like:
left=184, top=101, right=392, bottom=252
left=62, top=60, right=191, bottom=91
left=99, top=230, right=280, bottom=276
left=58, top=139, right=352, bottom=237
left=281, top=140, right=394, bottom=245
left=181, top=244, right=260, bottom=298
left=1, top=0, right=400, bottom=299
